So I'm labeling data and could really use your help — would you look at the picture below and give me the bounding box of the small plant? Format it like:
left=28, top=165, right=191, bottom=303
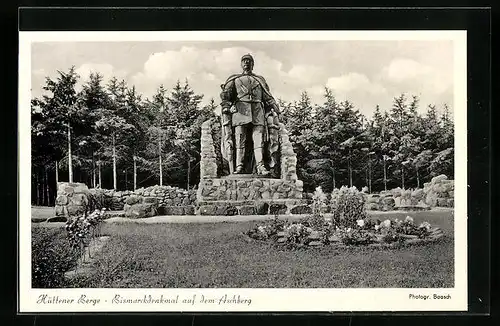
left=64, top=208, right=108, bottom=263
left=312, top=186, right=328, bottom=214
left=339, top=227, right=375, bottom=245
left=299, top=212, right=327, bottom=230
left=330, top=186, right=367, bottom=228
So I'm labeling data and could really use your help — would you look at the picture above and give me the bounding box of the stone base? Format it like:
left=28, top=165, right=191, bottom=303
left=197, top=176, right=306, bottom=216
left=222, top=174, right=269, bottom=179
left=196, top=199, right=308, bottom=216
left=198, top=177, right=304, bottom=201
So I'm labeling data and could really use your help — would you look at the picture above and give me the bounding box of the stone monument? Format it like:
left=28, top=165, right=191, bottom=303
left=197, top=54, right=306, bottom=215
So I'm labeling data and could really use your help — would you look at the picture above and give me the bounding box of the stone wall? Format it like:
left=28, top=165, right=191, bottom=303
left=89, top=185, right=197, bottom=218
left=363, top=175, right=454, bottom=211
left=200, top=120, right=218, bottom=179
left=55, top=182, right=91, bottom=220
left=423, top=174, right=454, bottom=208
left=278, top=123, right=299, bottom=181
left=198, top=178, right=304, bottom=202
left=89, top=185, right=197, bottom=212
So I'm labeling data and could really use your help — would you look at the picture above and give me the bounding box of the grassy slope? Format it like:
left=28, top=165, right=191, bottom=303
left=32, top=225, right=80, bottom=287
left=61, top=210, right=454, bottom=288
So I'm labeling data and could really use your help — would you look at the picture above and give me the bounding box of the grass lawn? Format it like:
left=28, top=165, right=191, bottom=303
left=37, top=209, right=455, bottom=288
left=31, top=206, right=56, bottom=222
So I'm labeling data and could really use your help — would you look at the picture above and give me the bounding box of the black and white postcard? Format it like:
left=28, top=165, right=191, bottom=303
left=19, top=30, right=467, bottom=312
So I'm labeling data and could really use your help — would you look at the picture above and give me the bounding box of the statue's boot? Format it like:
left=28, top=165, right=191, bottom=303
left=234, top=147, right=245, bottom=174
left=254, top=147, right=271, bottom=176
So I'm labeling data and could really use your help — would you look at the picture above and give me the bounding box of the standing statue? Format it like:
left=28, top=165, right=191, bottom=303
left=220, top=54, right=281, bottom=176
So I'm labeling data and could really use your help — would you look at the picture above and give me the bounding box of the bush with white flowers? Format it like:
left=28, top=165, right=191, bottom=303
left=65, top=208, right=108, bottom=262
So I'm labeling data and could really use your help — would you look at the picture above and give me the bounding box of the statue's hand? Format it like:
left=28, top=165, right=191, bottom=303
left=271, top=108, right=280, bottom=120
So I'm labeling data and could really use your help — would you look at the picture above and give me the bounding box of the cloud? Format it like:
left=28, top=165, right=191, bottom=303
left=74, top=63, right=127, bottom=92
left=32, top=68, right=46, bottom=76
left=383, top=58, right=433, bottom=82
left=130, top=46, right=327, bottom=102
left=287, top=64, right=324, bottom=84
left=381, top=58, right=452, bottom=95
left=326, top=72, right=387, bottom=96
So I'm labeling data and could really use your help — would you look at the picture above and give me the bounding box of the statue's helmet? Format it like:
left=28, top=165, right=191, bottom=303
left=241, top=54, right=254, bottom=64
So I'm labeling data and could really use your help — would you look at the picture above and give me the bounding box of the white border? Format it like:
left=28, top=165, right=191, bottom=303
left=19, top=30, right=467, bottom=313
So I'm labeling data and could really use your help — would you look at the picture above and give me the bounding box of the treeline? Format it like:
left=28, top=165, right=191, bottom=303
left=31, top=67, right=454, bottom=206
left=31, top=67, right=216, bottom=206
left=279, top=90, right=454, bottom=193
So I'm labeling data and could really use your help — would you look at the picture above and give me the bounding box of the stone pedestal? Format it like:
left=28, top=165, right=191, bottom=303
left=54, top=182, right=91, bottom=220
left=197, top=119, right=307, bottom=215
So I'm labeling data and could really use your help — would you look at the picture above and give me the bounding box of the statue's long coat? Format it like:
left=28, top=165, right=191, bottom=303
left=220, top=72, right=280, bottom=173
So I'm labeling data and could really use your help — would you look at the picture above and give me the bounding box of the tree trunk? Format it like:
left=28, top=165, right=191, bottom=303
left=133, top=155, right=137, bottom=191
left=98, top=160, right=102, bottom=188
left=68, top=123, right=73, bottom=183
left=416, top=168, right=420, bottom=188
left=401, top=165, right=405, bottom=189
left=348, top=150, right=353, bottom=187
left=332, top=166, right=336, bottom=190
left=41, top=169, right=45, bottom=206
left=383, top=157, right=387, bottom=191
left=55, top=160, right=59, bottom=184
left=36, top=172, right=40, bottom=206
left=368, top=158, right=372, bottom=193
left=187, top=157, right=190, bottom=190
left=45, top=167, right=49, bottom=206
left=159, top=135, right=163, bottom=186
left=112, top=133, right=117, bottom=190
left=92, top=152, right=96, bottom=188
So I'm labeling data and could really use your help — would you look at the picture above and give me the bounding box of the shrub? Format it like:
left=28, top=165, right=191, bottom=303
left=330, top=186, right=367, bottom=228
left=32, top=227, right=80, bottom=288
left=311, top=186, right=328, bottom=214
left=299, top=212, right=328, bottom=230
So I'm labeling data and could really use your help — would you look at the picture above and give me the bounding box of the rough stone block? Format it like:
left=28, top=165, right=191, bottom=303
left=63, top=186, right=75, bottom=195
left=162, top=206, right=185, bottom=215
left=184, top=206, right=195, bottom=215
left=365, top=203, right=379, bottom=211
left=290, top=205, right=312, bottom=215
left=55, top=205, right=67, bottom=217
left=254, top=202, right=269, bottom=215
left=55, top=195, right=68, bottom=206
left=447, top=198, right=454, bottom=207
left=382, top=196, right=396, bottom=207
left=238, top=205, right=256, bottom=215
left=215, top=204, right=238, bottom=216
left=436, top=198, right=448, bottom=207
left=261, top=191, right=271, bottom=199
left=252, top=179, right=263, bottom=188
left=69, top=193, right=88, bottom=206
left=124, top=203, right=157, bottom=219
left=269, top=203, right=287, bottom=215
left=143, top=197, right=158, bottom=205
left=431, top=174, right=448, bottom=183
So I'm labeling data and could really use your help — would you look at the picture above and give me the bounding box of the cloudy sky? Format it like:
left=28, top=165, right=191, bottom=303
left=31, top=40, right=454, bottom=117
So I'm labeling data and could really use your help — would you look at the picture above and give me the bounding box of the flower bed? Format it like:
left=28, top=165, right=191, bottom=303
left=245, top=186, right=443, bottom=249
left=245, top=214, right=444, bottom=249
